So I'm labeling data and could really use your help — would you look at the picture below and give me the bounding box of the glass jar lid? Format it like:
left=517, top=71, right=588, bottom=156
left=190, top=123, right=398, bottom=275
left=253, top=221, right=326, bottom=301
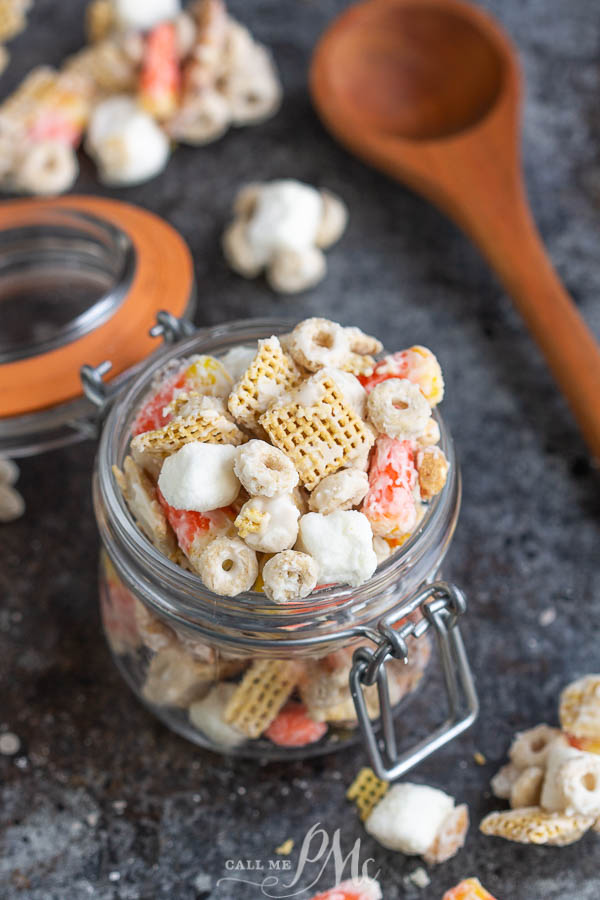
left=0, top=196, right=195, bottom=456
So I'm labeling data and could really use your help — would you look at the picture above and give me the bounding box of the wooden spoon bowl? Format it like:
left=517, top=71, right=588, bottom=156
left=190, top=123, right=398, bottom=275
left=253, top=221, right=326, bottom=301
left=311, top=0, right=600, bottom=459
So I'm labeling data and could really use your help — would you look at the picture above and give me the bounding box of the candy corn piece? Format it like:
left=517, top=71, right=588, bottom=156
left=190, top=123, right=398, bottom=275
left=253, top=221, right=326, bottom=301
left=308, top=878, right=382, bottom=900
left=131, top=356, right=233, bottom=436
left=157, top=489, right=235, bottom=570
left=139, top=22, right=180, bottom=120
left=361, top=436, right=418, bottom=537
left=359, top=346, right=444, bottom=407
left=443, top=878, right=497, bottom=900
left=264, top=703, right=327, bottom=747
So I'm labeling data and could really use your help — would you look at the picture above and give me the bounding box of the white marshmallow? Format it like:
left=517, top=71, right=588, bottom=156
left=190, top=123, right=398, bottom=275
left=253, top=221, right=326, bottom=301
left=236, top=494, right=299, bottom=553
left=86, top=96, right=170, bottom=186
left=158, top=442, right=239, bottom=512
left=220, top=345, right=258, bottom=383
left=297, top=510, right=377, bottom=587
left=114, top=0, right=180, bottom=30
left=245, top=180, right=323, bottom=265
left=365, top=783, right=455, bottom=855
left=189, top=683, right=245, bottom=749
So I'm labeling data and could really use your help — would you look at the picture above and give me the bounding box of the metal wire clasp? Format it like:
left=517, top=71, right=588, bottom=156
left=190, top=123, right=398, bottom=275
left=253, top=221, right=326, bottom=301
left=350, top=581, right=478, bottom=781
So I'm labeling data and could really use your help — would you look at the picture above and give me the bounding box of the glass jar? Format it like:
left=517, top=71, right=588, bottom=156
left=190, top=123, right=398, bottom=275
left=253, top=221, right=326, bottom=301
left=92, top=318, right=477, bottom=778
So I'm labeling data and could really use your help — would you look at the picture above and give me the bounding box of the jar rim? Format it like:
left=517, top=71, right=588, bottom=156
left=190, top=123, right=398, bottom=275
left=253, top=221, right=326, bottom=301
left=95, top=317, right=461, bottom=647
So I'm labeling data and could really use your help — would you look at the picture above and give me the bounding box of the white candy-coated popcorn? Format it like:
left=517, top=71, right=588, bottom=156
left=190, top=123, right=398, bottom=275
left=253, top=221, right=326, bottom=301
left=309, top=468, right=369, bottom=515
left=297, top=510, right=377, bottom=587
left=235, top=494, right=299, bottom=553
left=541, top=734, right=600, bottom=816
left=417, top=417, right=441, bottom=448
left=198, top=535, right=258, bottom=596
left=262, top=550, right=319, bottom=603
left=365, top=783, right=456, bottom=855
left=234, top=440, right=298, bottom=498
left=367, top=378, right=431, bottom=440
left=86, top=96, right=170, bottom=186
left=189, top=683, right=246, bottom=749
left=158, top=442, right=239, bottom=512
left=510, top=766, right=545, bottom=809
left=114, top=0, right=180, bottom=31
left=220, top=345, right=258, bottom=383
left=142, top=646, right=211, bottom=708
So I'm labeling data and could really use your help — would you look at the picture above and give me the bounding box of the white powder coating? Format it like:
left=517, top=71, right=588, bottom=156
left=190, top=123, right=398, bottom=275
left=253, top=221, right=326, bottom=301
left=540, top=734, right=598, bottom=814
left=245, top=180, right=323, bottom=264
left=86, top=96, right=170, bottom=186
left=237, top=494, right=299, bottom=553
left=365, top=783, right=456, bottom=854
left=114, top=0, right=180, bottom=30
left=297, top=510, right=377, bottom=587
left=189, top=684, right=245, bottom=749
left=158, top=442, right=239, bottom=511
left=220, top=345, right=259, bottom=383
left=234, top=440, right=298, bottom=497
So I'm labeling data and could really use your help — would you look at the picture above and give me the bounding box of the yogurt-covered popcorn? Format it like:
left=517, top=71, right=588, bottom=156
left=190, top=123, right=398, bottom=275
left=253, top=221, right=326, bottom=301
left=112, top=318, right=449, bottom=751
left=223, top=180, right=348, bottom=293
left=86, top=95, right=170, bottom=185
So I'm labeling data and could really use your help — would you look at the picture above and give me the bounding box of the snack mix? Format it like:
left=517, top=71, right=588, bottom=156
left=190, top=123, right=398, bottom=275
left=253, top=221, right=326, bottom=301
left=223, top=179, right=348, bottom=293
left=107, top=318, right=449, bottom=751
left=347, top=769, right=469, bottom=865
left=482, top=673, right=600, bottom=847
left=0, top=0, right=281, bottom=194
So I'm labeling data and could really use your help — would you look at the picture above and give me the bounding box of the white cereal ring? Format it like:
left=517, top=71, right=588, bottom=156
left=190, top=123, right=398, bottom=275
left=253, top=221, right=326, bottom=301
left=309, top=468, right=369, bottom=515
left=509, top=723, right=561, bottom=769
left=234, top=494, right=299, bottom=553
left=198, top=536, right=258, bottom=596
left=234, top=439, right=299, bottom=497
left=367, top=378, right=431, bottom=440
left=287, top=317, right=351, bottom=372
left=557, top=754, right=600, bottom=817
left=262, top=550, right=319, bottom=603
left=267, top=246, right=326, bottom=295
left=15, top=140, right=79, bottom=196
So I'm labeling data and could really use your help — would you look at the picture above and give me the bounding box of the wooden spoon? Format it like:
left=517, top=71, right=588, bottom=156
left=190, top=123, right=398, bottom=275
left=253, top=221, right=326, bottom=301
left=310, top=0, right=600, bottom=459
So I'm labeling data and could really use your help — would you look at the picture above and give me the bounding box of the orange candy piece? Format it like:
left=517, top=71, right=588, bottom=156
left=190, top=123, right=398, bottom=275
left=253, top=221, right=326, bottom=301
left=264, top=703, right=328, bottom=747
left=139, top=22, right=180, bottom=120
left=308, top=878, right=382, bottom=900
left=443, top=878, right=498, bottom=900
left=567, top=734, right=600, bottom=755
left=131, top=368, right=188, bottom=436
left=157, top=489, right=235, bottom=558
left=362, top=436, right=418, bottom=537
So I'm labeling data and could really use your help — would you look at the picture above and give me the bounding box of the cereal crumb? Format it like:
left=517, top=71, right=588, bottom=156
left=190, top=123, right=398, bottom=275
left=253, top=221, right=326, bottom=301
left=193, top=873, right=212, bottom=893
left=86, top=812, right=99, bottom=827
left=112, top=800, right=127, bottom=814
left=539, top=607, right=557, bottom=627
left=108, top=871, right=120, bottom=882
left=407, top=867, right=431, bottom=888
left=0, top=732, right=20, bottom=755
left=275, top=838, right=294, bottom=855
left=474, top=751, right=486, bottom=765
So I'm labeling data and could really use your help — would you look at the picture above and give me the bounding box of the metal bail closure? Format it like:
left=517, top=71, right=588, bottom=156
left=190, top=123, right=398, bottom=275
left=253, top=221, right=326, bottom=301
left=150, top=310, right=197, bottom=344
left=350, top=581, right=478, bottom=781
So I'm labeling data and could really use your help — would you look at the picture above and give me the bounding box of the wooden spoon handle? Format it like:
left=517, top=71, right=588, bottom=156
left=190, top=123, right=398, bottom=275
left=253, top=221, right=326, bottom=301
left=463, top=188, right=600, bottom=459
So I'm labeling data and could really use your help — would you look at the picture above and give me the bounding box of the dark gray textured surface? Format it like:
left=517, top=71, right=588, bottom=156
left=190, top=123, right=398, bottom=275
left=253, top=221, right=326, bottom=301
left=2, top=0, right=600, bottom=897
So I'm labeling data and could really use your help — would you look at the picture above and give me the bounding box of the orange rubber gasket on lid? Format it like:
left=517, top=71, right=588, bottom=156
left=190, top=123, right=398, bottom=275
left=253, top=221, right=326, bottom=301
left=0, top=196, right=194, bottom=418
